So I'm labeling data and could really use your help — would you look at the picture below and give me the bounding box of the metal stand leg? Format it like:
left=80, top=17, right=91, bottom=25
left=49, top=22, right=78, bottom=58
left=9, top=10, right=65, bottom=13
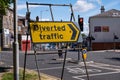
left=34, top=50, right=41, bottom=80
left=61, top=50, right=67, bottom=80
left=23, top=31, right=29, bottom=80
left=78, top=45, right=81, bottom=63
left=23, top=3, right=30, bottom=80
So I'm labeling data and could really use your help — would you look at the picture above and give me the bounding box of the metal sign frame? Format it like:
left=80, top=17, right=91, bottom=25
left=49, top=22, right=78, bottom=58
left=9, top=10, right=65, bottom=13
left=22, top=2, right=88, bottom=80
left=23, top=2, right=77, bottom=80
left=27, top=2, right=76, bottom=21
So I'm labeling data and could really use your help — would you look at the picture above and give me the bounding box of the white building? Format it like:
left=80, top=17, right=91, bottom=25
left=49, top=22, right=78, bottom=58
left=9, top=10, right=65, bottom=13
left=89, top=6, right=120, bottom=50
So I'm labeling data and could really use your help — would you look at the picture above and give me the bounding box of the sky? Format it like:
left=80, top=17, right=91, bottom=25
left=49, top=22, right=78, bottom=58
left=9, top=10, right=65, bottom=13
left=15, top=0, right=120, bottom=35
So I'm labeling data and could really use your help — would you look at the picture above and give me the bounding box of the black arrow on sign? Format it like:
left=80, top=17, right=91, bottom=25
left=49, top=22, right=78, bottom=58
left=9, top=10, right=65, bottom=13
left=67, top=24, right=77, bottom=40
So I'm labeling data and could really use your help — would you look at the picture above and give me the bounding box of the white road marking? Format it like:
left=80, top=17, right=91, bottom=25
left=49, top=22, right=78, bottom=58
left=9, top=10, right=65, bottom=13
left=89, top=64, right=120, bottom=71
left=33, top=61, right=120, bottom=72
left=78, top=61, right=120, bottom=71
left=73, top=71, right=120, bottom=79
left=66, top=67, right=101, bottom=74
left=33, top=61, right=94, bottom=71
left=33, top=61, right=120, bottom=80
left=34, top=65, right=79, bottom=71
left=73, top=76, right=85, bottom=80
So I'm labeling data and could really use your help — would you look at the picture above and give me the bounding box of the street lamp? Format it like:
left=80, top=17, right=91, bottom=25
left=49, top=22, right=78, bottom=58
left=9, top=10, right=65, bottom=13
left=40, top=10, right=48, bottom=21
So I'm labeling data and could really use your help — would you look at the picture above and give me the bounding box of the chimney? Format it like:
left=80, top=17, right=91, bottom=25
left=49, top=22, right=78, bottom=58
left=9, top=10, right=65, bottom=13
left=36, top=16, right=39, bottom=21
left=100, top=6, right=105, bottom=13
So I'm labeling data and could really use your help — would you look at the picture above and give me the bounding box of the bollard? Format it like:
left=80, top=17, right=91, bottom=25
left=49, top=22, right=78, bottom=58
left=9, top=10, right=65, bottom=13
left=82, top=48, right=87, bottom=60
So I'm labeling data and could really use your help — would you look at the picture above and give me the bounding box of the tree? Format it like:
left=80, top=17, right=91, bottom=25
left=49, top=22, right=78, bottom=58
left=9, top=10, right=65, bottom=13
left=0, top=0, right=13, bottom=15
left=81, top=33, right=87, bottom=38
left=0, top=0, right=13, bottom=33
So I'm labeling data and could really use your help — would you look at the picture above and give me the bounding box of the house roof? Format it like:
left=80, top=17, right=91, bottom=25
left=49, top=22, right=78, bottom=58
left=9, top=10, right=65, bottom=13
left=18, top=16, right=26, bottom=19
left=90, top=9, right=120, bottom=18
left=18, top=16, right=35, bottom=21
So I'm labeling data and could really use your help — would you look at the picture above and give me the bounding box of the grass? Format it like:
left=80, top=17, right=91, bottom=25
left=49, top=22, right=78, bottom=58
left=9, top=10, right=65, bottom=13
left=1, top=68, right=59, bottom=80
left=1, top=69, right=41, bottom=80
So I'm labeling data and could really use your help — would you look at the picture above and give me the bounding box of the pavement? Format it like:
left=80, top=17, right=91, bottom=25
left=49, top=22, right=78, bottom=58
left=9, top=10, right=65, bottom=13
left=0, top=51, right=61, bottom=80
left=89, top=49, right=120, bottom=52
left=0, top=49, right=120, bottom=80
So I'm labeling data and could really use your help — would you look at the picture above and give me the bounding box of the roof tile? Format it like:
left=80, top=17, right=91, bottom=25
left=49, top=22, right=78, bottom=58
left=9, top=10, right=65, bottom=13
left=90, top=9, right=120, bottom=18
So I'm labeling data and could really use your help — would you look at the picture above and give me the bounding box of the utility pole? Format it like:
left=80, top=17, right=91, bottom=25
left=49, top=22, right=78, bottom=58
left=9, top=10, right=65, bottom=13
left=13, top=0, right=19, bottom=80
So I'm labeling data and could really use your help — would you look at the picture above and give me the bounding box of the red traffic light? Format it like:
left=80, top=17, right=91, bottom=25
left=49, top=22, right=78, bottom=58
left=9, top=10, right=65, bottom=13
left=79, top=18, right=83, bottom=23
left=78, top=18, right=84, bottom=31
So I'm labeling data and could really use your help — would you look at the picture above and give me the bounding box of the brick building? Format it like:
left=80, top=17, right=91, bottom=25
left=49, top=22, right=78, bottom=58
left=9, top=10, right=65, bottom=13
left=0, top=8, right=14, bottom=50
left=0, top=8, right=27, bottom=51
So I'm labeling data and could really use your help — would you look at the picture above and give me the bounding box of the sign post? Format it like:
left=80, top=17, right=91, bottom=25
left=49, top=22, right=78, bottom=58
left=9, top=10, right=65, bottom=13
left=13, top=0, right=19, bottom=80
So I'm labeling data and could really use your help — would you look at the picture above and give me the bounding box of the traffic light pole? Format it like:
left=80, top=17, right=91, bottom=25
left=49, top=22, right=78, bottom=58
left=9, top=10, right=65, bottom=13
left=13, top=0, right=19, bottom=80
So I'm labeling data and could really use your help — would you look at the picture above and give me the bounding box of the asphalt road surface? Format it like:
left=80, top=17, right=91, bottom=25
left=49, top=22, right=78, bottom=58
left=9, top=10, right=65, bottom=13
left=0, top=50, right=120, bottom=80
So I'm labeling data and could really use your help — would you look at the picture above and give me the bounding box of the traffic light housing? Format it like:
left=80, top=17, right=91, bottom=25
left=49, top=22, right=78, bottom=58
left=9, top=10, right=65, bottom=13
left=114, top=35, right=119, bottom=39
left=78, top=18, right=83, bottom=31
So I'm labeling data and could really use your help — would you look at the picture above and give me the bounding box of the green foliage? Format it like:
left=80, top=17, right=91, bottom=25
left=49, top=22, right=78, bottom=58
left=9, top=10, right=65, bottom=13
left=1, top=73, right=13, bottom=80
left=0, top=0, right=13, bottom=15
left=81, top=33, right=87, bottom=37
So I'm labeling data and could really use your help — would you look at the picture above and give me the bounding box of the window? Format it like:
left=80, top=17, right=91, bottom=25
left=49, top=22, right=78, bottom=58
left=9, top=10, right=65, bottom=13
left=94, top=26, right=109, bottom=32
left=102, top=26, right=109, bottom=32
left=18, top=26, right=21, bottom=31
left=94, top=26, right=101, bottom=32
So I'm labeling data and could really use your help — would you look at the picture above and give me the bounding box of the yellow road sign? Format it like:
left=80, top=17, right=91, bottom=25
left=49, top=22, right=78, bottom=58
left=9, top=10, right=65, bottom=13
left=30, top=21, right=80, bottom=43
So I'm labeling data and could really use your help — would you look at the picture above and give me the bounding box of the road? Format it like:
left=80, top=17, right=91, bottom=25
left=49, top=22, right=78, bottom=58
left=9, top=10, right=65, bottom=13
left=0, top=50, right=120, bottom=80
